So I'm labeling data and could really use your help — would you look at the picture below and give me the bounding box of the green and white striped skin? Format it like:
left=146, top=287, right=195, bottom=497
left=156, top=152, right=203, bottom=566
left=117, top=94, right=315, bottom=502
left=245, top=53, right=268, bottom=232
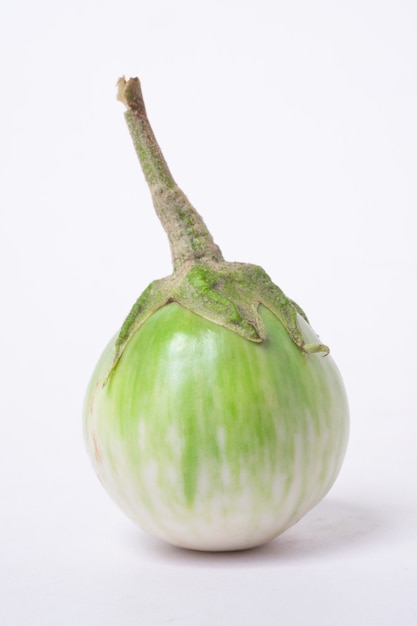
left=83, top=303, right=349, bottom=551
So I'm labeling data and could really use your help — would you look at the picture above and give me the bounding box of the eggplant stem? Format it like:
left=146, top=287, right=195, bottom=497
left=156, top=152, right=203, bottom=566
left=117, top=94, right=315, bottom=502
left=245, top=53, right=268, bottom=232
left=117, top=77, right=224, bottom=272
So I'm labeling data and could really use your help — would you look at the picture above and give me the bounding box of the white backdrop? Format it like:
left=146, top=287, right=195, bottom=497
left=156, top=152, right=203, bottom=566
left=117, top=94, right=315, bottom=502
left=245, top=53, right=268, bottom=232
left=1, top=1, right=416, bottom=624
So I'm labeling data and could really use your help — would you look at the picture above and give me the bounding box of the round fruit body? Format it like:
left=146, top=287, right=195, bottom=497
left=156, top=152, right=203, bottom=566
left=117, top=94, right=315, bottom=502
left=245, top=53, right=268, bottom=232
left=83, top=302, right=349, bottom=551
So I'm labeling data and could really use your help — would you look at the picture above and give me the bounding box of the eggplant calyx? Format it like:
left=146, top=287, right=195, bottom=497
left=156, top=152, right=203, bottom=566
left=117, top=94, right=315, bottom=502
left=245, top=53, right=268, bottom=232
left=104, top=261, right=329, bottom=385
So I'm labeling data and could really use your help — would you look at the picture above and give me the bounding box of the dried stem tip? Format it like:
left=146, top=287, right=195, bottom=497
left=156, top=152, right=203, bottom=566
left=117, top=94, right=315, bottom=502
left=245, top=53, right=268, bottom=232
left=117, top=76, right=146, bottom=114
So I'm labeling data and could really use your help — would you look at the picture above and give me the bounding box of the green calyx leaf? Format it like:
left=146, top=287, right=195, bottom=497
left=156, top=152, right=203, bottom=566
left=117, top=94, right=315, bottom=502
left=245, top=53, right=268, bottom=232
left=104, top=261, right=329, bottom=385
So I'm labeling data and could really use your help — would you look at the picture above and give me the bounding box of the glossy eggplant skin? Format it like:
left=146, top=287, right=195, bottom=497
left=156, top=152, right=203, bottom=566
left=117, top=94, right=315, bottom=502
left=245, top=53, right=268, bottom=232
left=84, top=302, right=349, bottom=551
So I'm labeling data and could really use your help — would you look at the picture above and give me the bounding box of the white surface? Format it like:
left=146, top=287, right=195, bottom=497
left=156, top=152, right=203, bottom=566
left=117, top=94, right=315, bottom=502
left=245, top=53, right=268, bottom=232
left=1, top=1, right=416, bottom=624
